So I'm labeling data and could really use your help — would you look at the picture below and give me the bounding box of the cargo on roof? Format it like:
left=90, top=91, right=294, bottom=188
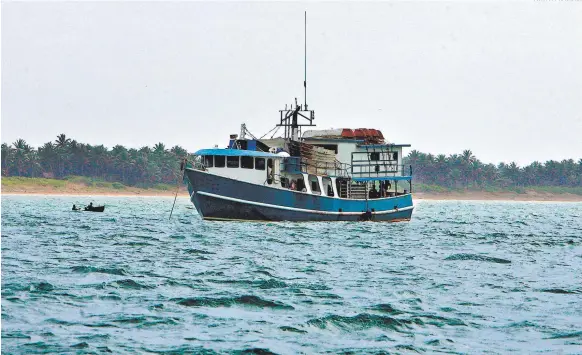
left=302, top=128, right=385, bottom=144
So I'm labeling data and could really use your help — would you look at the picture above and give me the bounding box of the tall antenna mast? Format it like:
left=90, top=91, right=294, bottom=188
left=304, top=11, right=307, bottom=110
left=276, top=11, right=316, bottom=141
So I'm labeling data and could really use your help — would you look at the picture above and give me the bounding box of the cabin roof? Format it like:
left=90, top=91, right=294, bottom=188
left=357, top=143, right=412, bottom=148
left=302, top=138, right=366, bottom=143
left=194, top=148, right=280, bottom=158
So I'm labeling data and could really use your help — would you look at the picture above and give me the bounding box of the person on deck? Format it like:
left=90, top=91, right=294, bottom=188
left=327, top=185, right=334, bottom=197
left=385, top=181, right=392, bottom=197
left=369, top=186, right=378, bottom=199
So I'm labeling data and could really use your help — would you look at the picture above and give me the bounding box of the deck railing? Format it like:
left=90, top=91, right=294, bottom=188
left=350, top=163, right=410, bottom=178
left=281, top=157, right=350, bottom=177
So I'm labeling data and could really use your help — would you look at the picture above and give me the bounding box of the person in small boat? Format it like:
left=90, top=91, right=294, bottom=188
left=72, top=204, right=80, bottom=211
left=86, top=202, right=94, bottom=210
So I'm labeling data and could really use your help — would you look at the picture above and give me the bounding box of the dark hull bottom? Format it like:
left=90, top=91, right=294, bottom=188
left=194, top=192, right=413, bottom=222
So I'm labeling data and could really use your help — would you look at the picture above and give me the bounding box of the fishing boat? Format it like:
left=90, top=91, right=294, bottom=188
left=84, top=205, right=105, bottom=212
left=182, top=13, right=413, bottom=222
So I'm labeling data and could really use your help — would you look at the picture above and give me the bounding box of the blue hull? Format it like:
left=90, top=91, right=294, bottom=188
left=184, top=168, right=414, bottom=222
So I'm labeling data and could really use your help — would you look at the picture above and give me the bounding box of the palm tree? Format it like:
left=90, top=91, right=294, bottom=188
left=54, top=134, right=71, bottom=148
left=1, top=143, right=13, bottom=176
left=459, top=150, right=476, bottom=187
left=12, top=139, right=33, bottom=176
left=53, top=134, right=72, bottom=177
left=38, top=142, right=57, bottom=176
left=171, top=145, right=188, bottom=157
left=153, top=143, right=166, bottom=155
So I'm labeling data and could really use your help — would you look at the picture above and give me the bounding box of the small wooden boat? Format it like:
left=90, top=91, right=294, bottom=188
left=84, top=205, right=105, bottom=212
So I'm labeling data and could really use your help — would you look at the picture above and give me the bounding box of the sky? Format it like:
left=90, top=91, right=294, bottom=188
left=2, top=1, right=581, bottom=166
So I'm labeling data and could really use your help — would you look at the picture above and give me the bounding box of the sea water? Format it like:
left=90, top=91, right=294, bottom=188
left=1, top=195, right=581, bottom=354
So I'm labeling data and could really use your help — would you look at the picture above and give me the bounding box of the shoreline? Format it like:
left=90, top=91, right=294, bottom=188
left=1, top=188, right=187, bottom=197
left=414, top=191, right=582, bottom=202
left=2, top=188, right=581, bottom=202
left=2, top=177, right=581, bottom=201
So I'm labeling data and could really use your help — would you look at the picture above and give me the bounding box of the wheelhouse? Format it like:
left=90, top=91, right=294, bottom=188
left=194, top=149, right=282, bottom=187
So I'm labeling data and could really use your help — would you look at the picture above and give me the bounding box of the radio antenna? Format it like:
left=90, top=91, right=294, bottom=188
left=304, top=11, right=307, bottom=110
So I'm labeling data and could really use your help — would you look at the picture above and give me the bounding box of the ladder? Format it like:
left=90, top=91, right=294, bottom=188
left=338, top=180, right=348, bottom=198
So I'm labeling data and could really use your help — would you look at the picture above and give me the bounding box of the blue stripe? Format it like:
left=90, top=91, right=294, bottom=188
left=194, top=148, right=280, bottom=158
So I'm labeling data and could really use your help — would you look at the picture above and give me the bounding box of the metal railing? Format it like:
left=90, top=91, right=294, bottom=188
left=350, top=163, right=410, bottom=178
left=282, top=157, right=350, bottom=177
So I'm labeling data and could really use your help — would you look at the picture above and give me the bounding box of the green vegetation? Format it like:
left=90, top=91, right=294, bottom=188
left=404, top=150, right=581, bottom=192
left=1, top=176, right=177, bottom=191
left=2, top=176, right=68, bottom=189
left=414, top=183, right=582, bottom=195
left=2, top=134, right=190, bottom=188
left=1, top=135, right=580, bottom=194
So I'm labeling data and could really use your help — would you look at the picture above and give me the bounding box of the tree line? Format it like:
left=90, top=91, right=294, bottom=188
left=1, top=134, right=190, bottom=187
left=1, top=135, right=580, bottom=189
left=403, top=150, right=581, bottom=188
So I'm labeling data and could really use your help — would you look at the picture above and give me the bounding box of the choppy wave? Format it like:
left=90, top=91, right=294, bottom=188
left=71, top=265, right=130, bottom=276
left=307, top=313, right=417, bottom=332
left=444, top=253, right=511, bottom=264
left=173, top=295, right=294, bottom=310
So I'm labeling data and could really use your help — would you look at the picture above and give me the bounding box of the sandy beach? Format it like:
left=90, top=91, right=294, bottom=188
left=413, top=191, right=582, bottom=202
left=2, top=181, right=581, bottom=201
left=1, top=180, right=188, bottom=197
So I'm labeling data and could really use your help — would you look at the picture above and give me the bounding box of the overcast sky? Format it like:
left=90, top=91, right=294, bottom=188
left=2, top=1, right=581, bottom=166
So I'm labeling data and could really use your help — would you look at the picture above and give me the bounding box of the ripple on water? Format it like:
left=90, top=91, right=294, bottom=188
left=444, top=253, right=511, bottom=264
left=108, top=279, right=154, bottom=290
left=306, top=313, right=419, bottom=333
left=71, top=265, right=130, bottom=276
left=173, top=295, right=294, bottom=310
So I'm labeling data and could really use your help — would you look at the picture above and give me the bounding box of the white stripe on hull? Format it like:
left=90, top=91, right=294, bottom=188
left=196, top=191, right=414, bottom=216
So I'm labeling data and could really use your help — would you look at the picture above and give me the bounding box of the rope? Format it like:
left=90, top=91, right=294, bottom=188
left=169, top=158, right=185, bottom=220
left=259, top=125, right=280, bottom=139
left=270, top=126, right=281, bottom=139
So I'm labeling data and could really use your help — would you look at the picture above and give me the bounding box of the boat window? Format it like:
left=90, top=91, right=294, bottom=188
left=227, top=156, right=239, bottom=168
left=215, top=155, right=225, bottom=168
left=322, top=177, right=333, bottom=197
left=392, top=152, right=398, bottom=160
left=267, top=159, right=273, bottom=169
left=255, top=158, right=265, bottom=170
left=308, top=175, right=321, bottom=195
left=241, top=156, right=254, bottom=169
left=203, top=155, right=213, bottom=168
left=297, top=178, right=306, bottom=192
left=370, top=152, right=380, bottom=161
